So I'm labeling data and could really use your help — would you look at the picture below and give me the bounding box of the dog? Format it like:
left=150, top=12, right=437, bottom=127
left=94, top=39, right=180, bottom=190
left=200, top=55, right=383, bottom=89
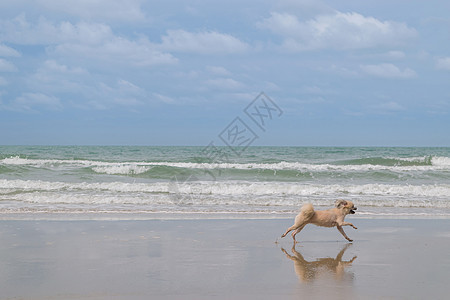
left=281, top=200, right=357, bottom=242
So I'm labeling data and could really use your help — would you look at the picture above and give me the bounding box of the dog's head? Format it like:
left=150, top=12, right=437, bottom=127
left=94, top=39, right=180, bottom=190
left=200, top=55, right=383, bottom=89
left=335, top=199, right=357, bottom=214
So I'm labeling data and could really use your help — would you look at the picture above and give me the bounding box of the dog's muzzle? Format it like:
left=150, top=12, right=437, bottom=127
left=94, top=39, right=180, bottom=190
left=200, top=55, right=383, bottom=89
left=350, top=207, right=357, bottom=214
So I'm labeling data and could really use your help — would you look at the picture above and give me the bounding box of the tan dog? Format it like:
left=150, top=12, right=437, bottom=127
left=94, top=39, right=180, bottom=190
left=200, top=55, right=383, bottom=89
left=281, top=200, right=357, bottom=242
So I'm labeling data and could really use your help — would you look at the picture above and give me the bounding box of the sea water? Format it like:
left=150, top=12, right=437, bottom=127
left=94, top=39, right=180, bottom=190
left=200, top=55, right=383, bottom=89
left=1, top=146, right=449, bottom=217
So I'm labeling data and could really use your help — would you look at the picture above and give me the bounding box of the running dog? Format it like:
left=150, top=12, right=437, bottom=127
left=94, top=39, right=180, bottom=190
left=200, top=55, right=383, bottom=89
left=281, top=200, right=357, bottom=242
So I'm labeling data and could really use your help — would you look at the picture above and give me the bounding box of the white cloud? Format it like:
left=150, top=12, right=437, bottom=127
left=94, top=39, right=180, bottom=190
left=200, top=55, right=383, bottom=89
left=41, top=60, right=86, bottom=74
left=367, top=101, right=406, bottom=115
left=263, top=81, right=280, bottom=91
left=385, top=50, right=406, bottom=59
left=360, top=63, right=416, bottom=79
left=36, top=0, right=146, bottom=22
left=258, top=11, right=417, bottom=51
left=153, top=93, right=175, bottom=104
left=117, top=79, right=144, bottom=94
left=51, top=37, right=177, bottom=67
left=12, top=92, right=62, bottom=111
left=0, top=15, right=177, bottom=67
left=159, top=30, right=250, bottom=54
left=436, top=57, right=450, bottom=70
left=205, top=78, right=245, bottom=90
left=0, top=58, right=17, bottom=72
left=325, top=64, right=359, bottom=77
left=28, top=60, right=155, bottom=110
left=206, top=66, right=231, bottom=76
left=0, top=44, right=20, bottom=57
left=0, top=14, right=112, bottom=45
left=376, top=101, right=405, bottom=111
left=27, top=60, right=90, bottom=95
left=301, top=85, right=327, bottom=95
left=94, top=79, right=146, bottom=108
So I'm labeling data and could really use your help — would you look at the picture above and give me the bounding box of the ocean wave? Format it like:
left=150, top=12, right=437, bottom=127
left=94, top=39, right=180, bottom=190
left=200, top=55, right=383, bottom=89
left=1, top=179, right=449, bottom=199
left=333, top=156, right=433, bottom=166
left=4, top=194, right=449, bottom=209
left=1, top=156, right=450, bottom=174
left=431, top=156, right=450, bottom=167
left=91, top=165, right=151, bottom=175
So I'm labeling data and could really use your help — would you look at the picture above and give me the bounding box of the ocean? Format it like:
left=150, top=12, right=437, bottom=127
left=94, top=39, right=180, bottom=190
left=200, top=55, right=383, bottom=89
left=1, top=146, right=449, bottom=218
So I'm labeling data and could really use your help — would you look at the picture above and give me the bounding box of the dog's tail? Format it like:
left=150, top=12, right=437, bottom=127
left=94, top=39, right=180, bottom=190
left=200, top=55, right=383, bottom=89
left=300, top=203, right=315, bottom=219
left=294, top=203, right=315, bottom=224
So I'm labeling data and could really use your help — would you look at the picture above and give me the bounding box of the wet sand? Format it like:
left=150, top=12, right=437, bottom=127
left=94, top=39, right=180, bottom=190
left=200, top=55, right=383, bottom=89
left=1, top=217, right=450, bottom=299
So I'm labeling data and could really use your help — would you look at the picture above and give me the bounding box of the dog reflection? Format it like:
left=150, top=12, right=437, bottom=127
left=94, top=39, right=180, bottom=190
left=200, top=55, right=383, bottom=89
left=281, top=244, right=357, bottom=282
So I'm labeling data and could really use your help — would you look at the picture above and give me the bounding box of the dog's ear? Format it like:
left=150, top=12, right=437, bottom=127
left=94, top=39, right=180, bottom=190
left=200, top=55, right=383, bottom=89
left=335, top=199, right=347, bottom=208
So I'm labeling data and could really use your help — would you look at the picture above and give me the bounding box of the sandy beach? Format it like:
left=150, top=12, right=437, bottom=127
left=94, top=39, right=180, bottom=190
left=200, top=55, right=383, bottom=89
left=1, top=217, right=450, bottom=299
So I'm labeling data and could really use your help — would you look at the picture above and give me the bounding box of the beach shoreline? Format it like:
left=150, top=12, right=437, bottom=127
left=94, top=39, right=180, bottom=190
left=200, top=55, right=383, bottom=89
left=1, top=217, right=450, bottom=299
left=2, top=209, right=450, bottom=221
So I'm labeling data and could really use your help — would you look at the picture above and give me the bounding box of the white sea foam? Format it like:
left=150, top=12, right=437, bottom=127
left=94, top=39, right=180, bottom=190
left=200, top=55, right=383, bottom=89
left=2, top=156, right=450, bottom=173
left=91, top=165, right=151, bottom=175
left=431, top=156, right=450, bottom=167
left=1, top=179, right=449, bottom=200
left=1, top=178, right=450, bottom=216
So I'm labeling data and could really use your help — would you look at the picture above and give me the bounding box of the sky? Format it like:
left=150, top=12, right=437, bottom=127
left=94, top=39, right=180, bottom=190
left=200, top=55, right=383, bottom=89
left=0, top=0, right=449, bottom=146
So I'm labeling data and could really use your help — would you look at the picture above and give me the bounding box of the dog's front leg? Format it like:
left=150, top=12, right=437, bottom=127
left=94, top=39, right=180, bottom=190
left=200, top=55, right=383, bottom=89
left=336, top=225, right=353, bottom=242
left=341, top=221, right=357, bottom=229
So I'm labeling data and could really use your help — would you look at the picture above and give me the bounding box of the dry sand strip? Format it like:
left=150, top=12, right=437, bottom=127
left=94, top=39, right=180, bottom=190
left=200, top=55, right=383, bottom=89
left=1, top=218, right=450, bottom=299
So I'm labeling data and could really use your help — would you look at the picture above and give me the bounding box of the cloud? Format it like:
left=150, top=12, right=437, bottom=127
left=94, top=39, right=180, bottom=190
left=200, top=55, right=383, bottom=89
left=436, top=57, right=450, bottom=70
left=325, top=64, right=359, bottom=77
left=51, top=37, right=177, bottom=67
left=153, top=93, right=175, bottom=104
left=385, top=50, right=406, bottom=59
left=205, top=78, right=245, bottom=90
left=206, top=66, right=232, bottom=76
left=376, top=101, right=405, bottom=111
left=26, top=61, right=150, bottom=110
left=0, top=44, right=20, bottom=57
left=84, top=79, right=149, bottom=109
left=258, top=11, right=417, bottom=51
left=0, top=14, right=102, bottom=45
left=36, top=0, right=146, bottom=22
left=28, top=60, right=90, bottom=95
left=301, top=85, right=328, bottom=95
left=0, top=58, right=17, bottom=72
left=360, top=63, right=416, bottom=79
left=41, top=60, right=86, bottom=75
left=27, top=60, right=165, bottom=111
left=367, top=101, right=406, bottom=115
left=11, top=92, right=62, bottom=111
left=0, top=15, right=177, bottom=67
left=159, top=29, right=250, bottom=54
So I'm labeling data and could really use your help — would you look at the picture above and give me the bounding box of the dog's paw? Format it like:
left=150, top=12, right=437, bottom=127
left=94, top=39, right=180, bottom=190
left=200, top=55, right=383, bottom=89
left=353, top=226, right=358, bottom=230
left=347, top=239, right=353, bottom=242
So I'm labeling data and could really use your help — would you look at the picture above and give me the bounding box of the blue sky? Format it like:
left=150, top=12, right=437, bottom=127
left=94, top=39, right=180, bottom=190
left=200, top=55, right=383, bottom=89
left=0, top=0, right=449, bottom=146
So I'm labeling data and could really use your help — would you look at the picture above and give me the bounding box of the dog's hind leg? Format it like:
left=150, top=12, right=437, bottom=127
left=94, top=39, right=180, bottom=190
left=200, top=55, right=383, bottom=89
left=281, top=225, right=297, bottom=238
left=337, top=225, right=353, bottom=242
left=291, top=224, right=306, bottom=243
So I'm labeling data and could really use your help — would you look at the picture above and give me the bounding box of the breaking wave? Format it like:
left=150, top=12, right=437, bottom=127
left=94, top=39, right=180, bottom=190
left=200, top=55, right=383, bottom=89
left=1, top=156, right=450, bottom=176
left=1, top=179, right=449, bottom=203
